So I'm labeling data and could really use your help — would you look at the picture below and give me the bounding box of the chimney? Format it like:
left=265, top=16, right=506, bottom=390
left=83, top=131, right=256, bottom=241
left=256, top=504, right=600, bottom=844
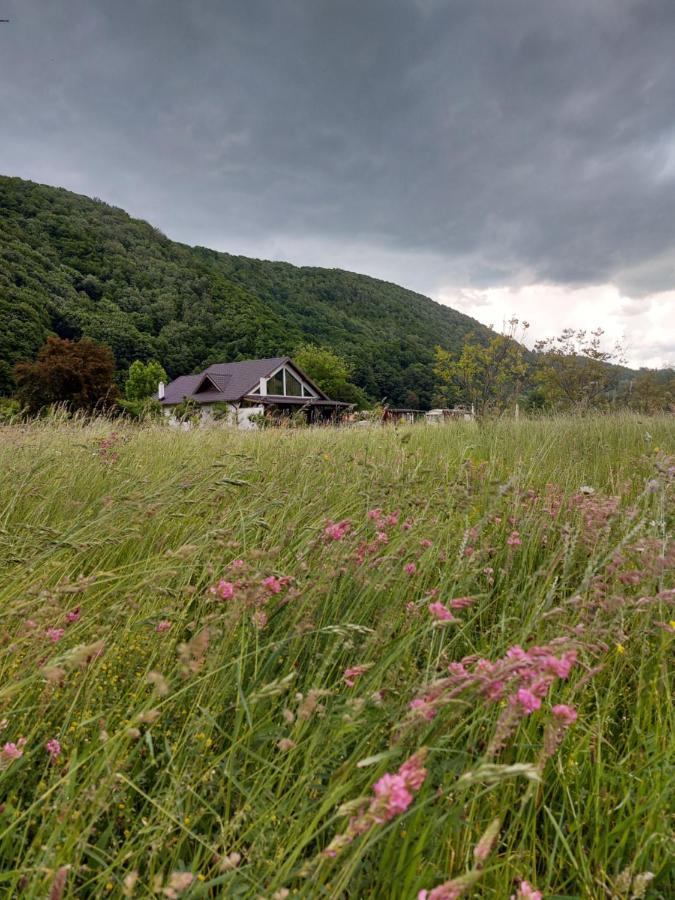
left=158, top=380, right=165, bottom=400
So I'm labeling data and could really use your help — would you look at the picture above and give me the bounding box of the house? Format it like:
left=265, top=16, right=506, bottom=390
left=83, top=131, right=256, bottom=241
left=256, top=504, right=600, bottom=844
left=158, top=357, right=350, bottom=427
left=425, top=406, right=474, bottom=423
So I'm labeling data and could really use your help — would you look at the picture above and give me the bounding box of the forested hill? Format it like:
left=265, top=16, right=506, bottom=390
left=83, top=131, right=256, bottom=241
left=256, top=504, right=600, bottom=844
left=0, top=174, right=493, bottom=407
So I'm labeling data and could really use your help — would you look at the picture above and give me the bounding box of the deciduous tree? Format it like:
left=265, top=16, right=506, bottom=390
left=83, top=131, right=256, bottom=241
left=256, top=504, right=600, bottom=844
left=124, top=359, right=167, bottom=400
left=434, top=318, right=529, bottom=416
left=13, top=336, right=118, bottom=414
left=624, top=367, right=674, bottom=413
left=293, top=344, right=369, bottom=408
left=534, top=329, right=625, bottom=409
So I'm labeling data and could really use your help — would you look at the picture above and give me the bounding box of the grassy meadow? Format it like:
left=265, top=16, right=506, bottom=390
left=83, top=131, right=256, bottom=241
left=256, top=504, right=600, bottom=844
left=0, top=415, right=672, bottom=899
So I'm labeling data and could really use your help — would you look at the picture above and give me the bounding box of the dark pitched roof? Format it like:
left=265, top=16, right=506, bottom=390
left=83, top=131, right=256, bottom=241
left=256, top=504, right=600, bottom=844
left=202, top=357, right=288, bottom=400
left=161, top=374, right=203, bottom=405
left=205, top=373, right=232, bottom=392
left=160, top=357, right=331, bottom=405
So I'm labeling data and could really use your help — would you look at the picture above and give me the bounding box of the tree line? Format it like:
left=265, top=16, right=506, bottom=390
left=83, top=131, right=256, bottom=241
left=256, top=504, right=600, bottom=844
left=2, top=328, right=672, bottom=421
left=0, top=175, right=491, bottom=411
left=434, top=318, right=673, bottom=415
left=0, top=176, right=672, bottom=418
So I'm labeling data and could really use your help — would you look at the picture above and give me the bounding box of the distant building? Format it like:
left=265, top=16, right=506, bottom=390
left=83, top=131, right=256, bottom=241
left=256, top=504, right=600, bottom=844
left=157, top=357, right=350, bottom=427
left=425, top=406, right=474, bottom=423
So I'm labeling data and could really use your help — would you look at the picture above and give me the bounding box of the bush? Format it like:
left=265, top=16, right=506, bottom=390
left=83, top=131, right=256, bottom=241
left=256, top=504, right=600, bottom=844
left=0, top=397, right=24, bottom=422
left=117, top=398, right=163, bottom=421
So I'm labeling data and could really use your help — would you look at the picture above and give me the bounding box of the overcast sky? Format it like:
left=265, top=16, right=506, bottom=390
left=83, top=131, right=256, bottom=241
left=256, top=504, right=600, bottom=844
left=1, top=0, right=673, bottom=366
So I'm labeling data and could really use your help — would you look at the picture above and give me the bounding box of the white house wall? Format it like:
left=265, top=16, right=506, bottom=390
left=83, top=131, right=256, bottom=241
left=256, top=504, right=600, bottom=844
left=236, top=406, right=264, bottom=429
left=163, top=403, right=263, bottom=429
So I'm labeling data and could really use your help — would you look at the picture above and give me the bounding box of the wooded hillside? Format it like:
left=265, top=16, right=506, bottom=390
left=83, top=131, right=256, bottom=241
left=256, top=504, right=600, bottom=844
left=0, top=175, right=492, bottom=407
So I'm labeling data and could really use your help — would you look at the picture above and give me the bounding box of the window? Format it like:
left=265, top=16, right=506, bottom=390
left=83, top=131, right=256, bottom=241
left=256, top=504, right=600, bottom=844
left=267, top=371, right=284, bottom=395
left=194, top=375, right=219, bottom=394
left=285, top=370, right=303, bottom=396
left=265, top=367, right=316, bottom=397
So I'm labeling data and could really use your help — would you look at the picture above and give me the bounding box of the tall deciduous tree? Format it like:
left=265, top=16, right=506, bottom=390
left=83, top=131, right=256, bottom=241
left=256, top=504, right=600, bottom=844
left=293, top=344, right=369, bottom=408
left=13, top=336, right=118, bottom=414
left=434, top=318, right=529, bottom=416
left=124, top=359, right=167, bottom=400
left=534, top=328, right=625, bottom=409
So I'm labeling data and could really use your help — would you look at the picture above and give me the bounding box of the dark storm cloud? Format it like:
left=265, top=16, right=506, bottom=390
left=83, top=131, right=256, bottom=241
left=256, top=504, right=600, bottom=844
left=1, top=0, right=675, bottom=296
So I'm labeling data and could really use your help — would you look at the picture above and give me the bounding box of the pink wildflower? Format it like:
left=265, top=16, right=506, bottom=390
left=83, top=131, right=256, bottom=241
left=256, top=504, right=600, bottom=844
left=544, top=653, right=576, bottom=678
left=552, top=704, right=578, bottom=726
left=409, top=697, right=437, bottom=720
left=419, top=539, right=433, bottom=549
left=428, top=601, right=457, bottom=622
left=372, top=751, right=427, bottom=822
left=213, top=580, right=235, bottom=600
left=448, top=596, right=475, bottom=609
left=397, top=752, right=428, bottom=790
left=46, top=628, right=65, bottom=643
left=367, top=507, right=383, bottom=521
left=24, top=619, right=37, bottom=630
left=65, top=608, right=81, bottom=624
left=343, top=665, right=369, bottom=687
left=262, top=575, right=283, bottom=594
left=541, top=704, right=579, bottom=761
left=324, top=519, right=351, bottom=541
left=402, top=519, right=414, bottom=530
left=405, top=562, right=417, bottom=575
left=385, top=511, right=400, bottom=526
left=376, top=531, right=389, bottom=543
left=511, top=880, right=542, bottom=899
left=230, top=559, right=245, bottom=569
left=418, top=883, right=464, bottom=900
left=252, top=609, right=268, bottom=629
left=372, top=773, right=413, bottom=821
left=485, top=679, right=505, bottom=701
left=46, top=738, right=61, bottom=759
left=409, top=641, right=579, bottom=738
left=507, top=531, right=522, bottom=547
left=515, top=688, right=541, bottom=714
left=155, top=620, right=172, bottom=633
left=2, top=741, right=24, bottom=760
left=323, top=750, right=427, bottom=856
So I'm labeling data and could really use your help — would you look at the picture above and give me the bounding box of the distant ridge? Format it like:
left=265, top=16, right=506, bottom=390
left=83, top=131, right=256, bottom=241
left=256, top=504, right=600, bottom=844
left=0, top=174, right=494, bottom=407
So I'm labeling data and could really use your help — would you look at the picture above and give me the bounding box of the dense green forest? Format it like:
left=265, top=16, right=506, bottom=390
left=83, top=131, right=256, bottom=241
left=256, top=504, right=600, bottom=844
left=0, top=175, right=494, bottom=407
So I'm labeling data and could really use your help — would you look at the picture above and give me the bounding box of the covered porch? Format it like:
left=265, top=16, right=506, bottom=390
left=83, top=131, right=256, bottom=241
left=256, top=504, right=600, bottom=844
left=241, top=394, right=352, bottom=424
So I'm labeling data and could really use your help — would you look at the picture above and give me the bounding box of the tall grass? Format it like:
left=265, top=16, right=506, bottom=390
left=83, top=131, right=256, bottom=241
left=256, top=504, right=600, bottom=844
left=0, top=415, right=672, bottom=898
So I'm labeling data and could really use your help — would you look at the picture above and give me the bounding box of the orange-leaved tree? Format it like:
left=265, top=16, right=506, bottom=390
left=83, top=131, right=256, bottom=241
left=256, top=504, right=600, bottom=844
left=14, top=336, right=119, bottom=414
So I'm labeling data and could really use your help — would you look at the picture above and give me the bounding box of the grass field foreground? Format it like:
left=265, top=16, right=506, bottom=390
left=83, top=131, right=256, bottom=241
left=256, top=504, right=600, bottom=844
left=0, top=415, right=673, bottom=898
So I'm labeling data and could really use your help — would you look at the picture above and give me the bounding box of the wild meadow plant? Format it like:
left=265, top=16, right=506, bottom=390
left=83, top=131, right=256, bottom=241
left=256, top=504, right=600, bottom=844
left=0, top=414, right=672, bottom=898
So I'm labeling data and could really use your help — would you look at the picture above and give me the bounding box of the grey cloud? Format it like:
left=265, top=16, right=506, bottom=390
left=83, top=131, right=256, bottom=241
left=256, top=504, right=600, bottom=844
left=1, top=0, right=675, bottom=297
left=618, top=298, right=653, bottom=317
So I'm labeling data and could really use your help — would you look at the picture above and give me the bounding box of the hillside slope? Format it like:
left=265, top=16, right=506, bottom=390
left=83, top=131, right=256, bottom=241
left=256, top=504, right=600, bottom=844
left=0, top=175, right=492, bottom=406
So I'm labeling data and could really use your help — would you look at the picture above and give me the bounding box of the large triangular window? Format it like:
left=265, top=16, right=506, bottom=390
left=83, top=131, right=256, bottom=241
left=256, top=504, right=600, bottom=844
left=264, top=366, right=318, bottom=398
left=285, top=370, right=303, bottom=397
left=267, top=371, right=284, bottom=395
